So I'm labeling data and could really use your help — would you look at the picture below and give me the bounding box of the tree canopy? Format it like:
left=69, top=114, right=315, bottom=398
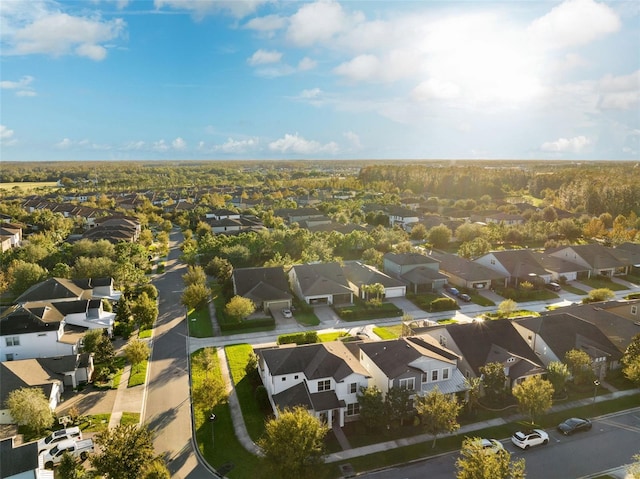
left=5, top=387, right=53, bottom=434
left=415, top=387, right=462, bottom=448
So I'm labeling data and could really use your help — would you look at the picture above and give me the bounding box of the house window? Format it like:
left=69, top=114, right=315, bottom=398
left=399, top=378, right=415, bottom=390
left=439, top=335, right=447, bottom=347
left=294, top=375, right=299, bottom=380
left=421, top=373, right=428, bottom=384
left=281, top=377, right=286, bottom=381
left=442, top=368, right=449, bottom=380
left=5, top=336, right=19, bottom=347
left=431, top=370, right=439, bottom=381
left=632, top=305, right=638, bottom=315
left=490, top=259, right=495, bottom=265
left=347, top=403, right=360, bottom=416
left=318, top=380, right=331, bottom=392
left=5, top=354, right=14, bottom=361
left=349, top=383, right=357, bottom=394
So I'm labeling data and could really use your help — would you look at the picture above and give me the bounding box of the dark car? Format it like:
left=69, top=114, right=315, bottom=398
left=557, top=417, right=592, bottom=435
left=459, top=293, right=471, bottom=302
left=546, top=282, right=561, bottom=292
left=449, top=287, right=460, bottom=297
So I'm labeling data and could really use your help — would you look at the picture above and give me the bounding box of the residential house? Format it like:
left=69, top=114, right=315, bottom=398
left=342, top=261, right=406, bottom=299
left=0, top=359, right=64, bottom=424
left=274, top=207, right=326, bottom=225
left=0, top=299, right=114, bottom=361
left=357, top=336, right=467, bottom=398
left=0, top=437, right=53, bottom=478
left=532, top=251, right=589, bottom=282
left=422, top=319, right=545, bottom=389
left=256, top=341, right=371, bottom=427
left=428, top=251, right=508, bottom=290
left=385, top=206, right=420, bottom=230
left=0, top=222, right=23, bottom=249
left=232, top=266, right=293, bottom=314
left=288, top=263, right=353, bottom=306
left=546, top=244, right=627, bottom=279
left=474, top=249, right=551, bottom=287
left=512, top=314, right=622, bottom=380
left=204, top=208, right=240, bottom=220
left=15, top=277, right=121, bottom=304
left=383, top=252, right=448, bottom=293
left=612, top=242, right=640, bottom=276
left=485, top=213, right=525, bottom=225
left=82, top=216, right=141, bottom=243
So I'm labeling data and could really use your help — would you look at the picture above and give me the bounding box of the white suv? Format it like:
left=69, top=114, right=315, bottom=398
left=511, top=429, right=549, bottom=449
left=37, top=427, right=82, bottom=454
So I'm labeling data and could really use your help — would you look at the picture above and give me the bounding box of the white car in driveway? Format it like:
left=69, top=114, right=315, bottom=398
left=37, top=427, right=82, bottom=454
left=281, top=308, right=293, bottom=318
left=511, top=429, right=549, bottom=449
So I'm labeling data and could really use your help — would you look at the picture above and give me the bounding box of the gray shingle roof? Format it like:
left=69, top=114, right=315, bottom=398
left=291, top=263, right=353, bottom=296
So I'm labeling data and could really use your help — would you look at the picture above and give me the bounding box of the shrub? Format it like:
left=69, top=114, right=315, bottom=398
left=277, top=332, right=318, bottom=345
left=430, top=297, right=457, bottom=312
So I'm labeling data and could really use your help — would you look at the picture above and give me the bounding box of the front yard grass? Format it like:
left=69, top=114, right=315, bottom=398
left=580, top=277, right=628, bottom=291
left=561, top=284, right=588, bottom=295
left=120, top=412, right=140, bottom=426
left=470, top=293, right=495, bottom=307
left=318, top=331, right=349, bottom=342
left=138, top=328, right=153, bottom=339
left=373, top=325, right=400, bottom=339
left=187, top=305, right=214, bottom=338
left=128, top=359, right=148, bottom=387
left=295, top=310, right=320, bottom=326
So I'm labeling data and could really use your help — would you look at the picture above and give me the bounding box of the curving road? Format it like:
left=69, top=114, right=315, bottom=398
left=145, top=229, right=216, bottom=479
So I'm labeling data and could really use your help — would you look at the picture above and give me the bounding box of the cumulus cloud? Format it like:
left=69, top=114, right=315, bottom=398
left=215, top=137, right=259, bottom=154
left=153, top=140, right=169, bottom=152
left=5, top=11, right=125, bottom=60
left=597, top=70, right=640, bottom=110
left=0, top=75, right=36, bottom=96
left=172, top=137, right=187, bottom=150
left=411, top=79, right=461, bottom=101
left=55, top=138, right=73, bottom=149
left=287, top=0, right=363, bottom=47
left=540, top=135, right=592, bottom=153
left=243, top=14, right=287, bottom=35
left=527, top=0, right=620, bottom=50
left=247, top=49, right=282, bottom=66
left=154, top=0, right=268, bottom=19
left=297, top=57, right=317, bottom=71
left=122, top=140, right=146, bottom=150
left=268, top=133, right=338, bottom=155
left=0, top=125, right=17, bottom=145
left=343, top=131, right=362, bottom=149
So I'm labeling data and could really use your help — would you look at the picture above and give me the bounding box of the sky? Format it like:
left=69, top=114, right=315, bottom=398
left=0, top=0, right=638, bottom=162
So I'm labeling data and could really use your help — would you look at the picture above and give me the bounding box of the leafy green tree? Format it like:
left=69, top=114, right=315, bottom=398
left=384, top=386, right=414, bottom=427
left=463, top=377, right=482, bottom=415
left=480, top=362, right=508, bottom=405
left=125, top=339, right=150, bottom=373
left=142, top=459, right=171, bottom=479
left=497, top=299, right=518, bottom=318
left=132, top=292, right=158, bottom=330
left=257, top=406, right=329, bottom=479
left=245, top=351, right=259, bottom=379
left=428, top=224, right=452, bottom=248
left=546, top=361, right=570, bottom=395
left=204, top=256, right=233, bottom=282
left=564, top=349, right=595, bottom=386
left=583, top=288, right=615, bottom=303
left=192, top=375, right=227, bottom=413
left=58, top=451, right=85, bottom=479
left=182, top=265, right=207, bottom=286
left=5, top=387, right=53, bottom=434
left=458, top=237, right=492, bottom=259
left=7, top=260, right=48, bottom=295
left=82, top=329, right=105, bottom=355
left=410, top=223, right=428, bottom=241
left=456, top=437, right=526, bottom=479
left=415, top=387, right=461, bottom=448
left=181, top=282, right=211, bottom=310
left=51, top=262, right=72, bottom=278
left=623, top=356, right=640, bottom=386
left=511, top=376, right=554, bottom=424
left=357, top=386, right=386, bottom=432
left=91, top=424, right=158, bottom=479
left=224, top=296, right=255, bottom=322
left=628, top=452, right=640, bottom=479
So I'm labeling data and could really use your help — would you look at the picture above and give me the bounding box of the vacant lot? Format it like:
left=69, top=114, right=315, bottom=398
left=0, top=181, right=59, bottom=192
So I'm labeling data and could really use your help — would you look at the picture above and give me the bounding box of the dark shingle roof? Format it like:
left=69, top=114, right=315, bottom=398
left=429, top=252, right=508, bottom=281
left=0, top=438, right=39, bottom=478
left=384, top=252, right=438, bottom=266
left=291, top=263, right=353, bottom=296
left=0, top=303, right=63, bottom=335
left=342, top=261, right=405, bottom=288
left=233, top=267, right=292, bottom=302
left=15, top=277, right=91, bottom=303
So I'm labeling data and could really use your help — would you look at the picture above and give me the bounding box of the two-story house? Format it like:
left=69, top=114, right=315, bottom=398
left=383, top=252, right=448, bottom=292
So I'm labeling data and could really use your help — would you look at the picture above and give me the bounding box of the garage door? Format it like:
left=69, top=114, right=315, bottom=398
left=267, top=300, right=291, bottom=313
left=384, top=286, right=406, bottom=298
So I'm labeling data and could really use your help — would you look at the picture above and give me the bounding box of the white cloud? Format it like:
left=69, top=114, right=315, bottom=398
left=122, top=141, right=146, bottom=150
left=299, top=88, right=322, bottom=99
left=343, top=131, right=362, bottom=149
left=172, top=137, right=187, bottom=150
left=243, top=14, right=286, bottom=35
left=247, top=49, right=282, bottom=66
left=333, top=54, right=380, bottom=82
left=0, top=75, right=34, bottom=89
left=287, top=0, right=363, bottom=47
left=8, top=13, right=125, bottom=60
left=527, top=0, right=620, bottom=50
left=297, top=57, right=317, bottom=71
left=0, top=125, right=17, bottom=145
left=153, top=140, right=169, bottom=152
left=215, top=137, right=259, bottom=154
left=154, top=0, right=269, bottom=19
left=55, top=138, right=73, bottom=149
left=540, top=135, right=592, bottom=153
left=16, top=90, right=37, bottom=97
left=597, top=70, right=640, bottom=110
left=269, top=133, right=338, bottom=155
left=411, top=79, right=461, bottom=101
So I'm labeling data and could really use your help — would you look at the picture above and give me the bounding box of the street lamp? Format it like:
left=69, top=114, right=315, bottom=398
left=593, top=380, right=600, bottom=403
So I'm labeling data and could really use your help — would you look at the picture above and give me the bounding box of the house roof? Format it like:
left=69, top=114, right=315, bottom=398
left=429, top=252, right=508, bottom=281
left=0, top=360, right=58, bottom=405
left=548, top=244, right=626, bottom=269
left=15, top=277, right=92, bottom=303
left=533, top=252, right=589, bottom=274
left=272, top=381, right=312, bottom=410
left=0, top=437, right=39, bottom=478
left=515, top=314, right=622, bottom=361
left=443, top=319, right=543, bottom=376
left=358, top=337, right=458, bottom=379
left=400, top=266, right=448, bottom=284
left=0, top=302, right=63, bottom=335
left=258, top=341, right=370, bottom=381
left=384, top=252, right=438, bottom=266
left=233, top=267, right=292, bottom=303
left=342, top=261, right=406, bottom=288
left=484, top=250, right=548, bottom=277
left=290, top=263, right=353, bottom=296
left=611, top=242, right=640, bottom=266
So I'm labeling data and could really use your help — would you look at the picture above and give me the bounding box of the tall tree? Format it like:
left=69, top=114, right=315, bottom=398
left=182, top=265, right=207, bottom=286
left=546, top=361, right=570, bottom=395
left=564, top=349, right=595, bottom=386
left=181, top=282, right=211, bottom=310
left=456, top=437, right=526, bottom=479
left=132, top=292, right=158, bottom=330
left=511, top=376, right=554, bottom=424
left=57, top=451, right=85, bottom=479
left=480, top=362, right=508, bottom=405
left=257, top=406, right=329, bottom=479
left=224, top=296, right=255, bottom=322
left=497, top=299, right=518, bottom=318
left=415, top=387, right=462, bottom=448
left=428, top=224, right=452, bottom=248
left=384, top=386, right=414, bottom=427
left=125, top=339, right=150, bottom=373
left=357, top=386, right=387, bottom=432
left=90, top=424, right=158, bottom=479
left=7, top=260, right=48, bottom=295
left=5, top=387, right=53, bottom=434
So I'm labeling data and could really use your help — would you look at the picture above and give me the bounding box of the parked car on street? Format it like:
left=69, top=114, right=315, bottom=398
left=557, top=417, right=592, bottom=435
left=511, top=429, right=549, bottom=449
left=449, top=288, right=460, bottom=297
left=37, top=427, right=82, bottom=454
left=459, top=293, right=472, bottom=302
left=478, top=438, right=505, bottom=454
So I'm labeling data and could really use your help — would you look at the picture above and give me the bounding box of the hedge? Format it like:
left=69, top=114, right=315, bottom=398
left=277, top=331, right=318, bottom=345
left=219, top=317, right=275, bottom=332
left=334, top=303, right=402, bottom=321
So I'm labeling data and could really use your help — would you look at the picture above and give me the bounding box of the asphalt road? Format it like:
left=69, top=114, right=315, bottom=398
left=358, top=408, right=640, bottom=479
left=145, top=229, right=216, bottom=479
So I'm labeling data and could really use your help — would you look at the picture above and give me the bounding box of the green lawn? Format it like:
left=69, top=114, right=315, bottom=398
left=470, top=293, right=495, bottom=307
left=295, top=310, right=321, bottom=326
left=128, top=360, right=148, bottom=387
left=188, top=305, right=214, bottom=338
left=78, top=413, right=110, bottom=433
left=318, top=331, right=349, bottom=342
left=138, top=328, right=153, bottom=339
left=373, top=326, right=399, bottom=339
left=562, top=284, right=588, bottom=295
left=120, top=412, right=140, bottom=426
left=579, top=277, right=628, bottom=291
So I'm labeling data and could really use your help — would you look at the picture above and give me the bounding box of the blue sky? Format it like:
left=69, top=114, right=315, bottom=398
left=1, top=0, right=638, bottom=161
